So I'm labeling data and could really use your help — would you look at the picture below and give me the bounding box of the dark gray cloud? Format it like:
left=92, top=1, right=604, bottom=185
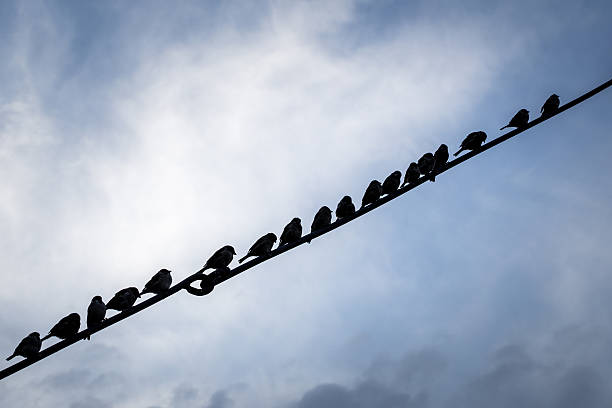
left=171, top=383, right=199, bottom=408
left=291, top=349, right=440, bottom=408
left=205, top=390, right=233, bottom=408
left=294, top=381, right=426, bottom=408
left=453, top=340, right=612, bottom=408
left=168, top=384, right=234, bottom=408
left=290, top=326, right=612, bottom=408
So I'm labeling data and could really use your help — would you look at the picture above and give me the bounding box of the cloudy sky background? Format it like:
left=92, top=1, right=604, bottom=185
left=1, top=0, right=612, bottom=407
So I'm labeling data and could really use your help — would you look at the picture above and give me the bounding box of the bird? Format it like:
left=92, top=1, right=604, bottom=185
left=382, top=171, right=402, bottom=195
left=106, top=287, right=141, bottom=312
left=140, top=269, right=172, bottom=296
left=453, top=131, right=487, bottom=157
left=335, top=196, right=356, bottom=219
left=238, top=233, right=278, bottom=263
left=308, top=206, right=332, bottom=243
left=500, top=109, right=529, bottom=130
left=86, top=296, right=106, bottom=340
left=6, top=332, right=41, bottom=361
left=430, top=144, right=449, bottom=182
left=279, top=218, right=302, bottom=247
left=42, top=313, right=80, bottom=341
left=401, top=162, right=420, bottom=187
left=417, top=153, right=435, bottom=176
left=202, top=245, right=236, bottom=271
left=540, top=94, right=560, bottom=117
left=361, top=180, right=382, bottom=208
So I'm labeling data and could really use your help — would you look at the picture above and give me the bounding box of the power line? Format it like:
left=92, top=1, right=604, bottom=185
left=1, top=77, right=611, bottom=381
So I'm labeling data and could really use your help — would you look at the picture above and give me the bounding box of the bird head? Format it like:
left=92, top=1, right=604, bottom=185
left=224, top=245, right=237, bottom=255
left=408, top=162, right=419, bottom=171
left=320, top=206, right=331, bottom=215
left=391, top=170, right=402, bottom=178
left=520, top=109, right=529, bottom=114
left=552, top=94, right=559, bottom=98
left=29, top=332, right=40, bottom=338
left=291, top=217, right=301, bottom=225
left=478, top=131, right=487, bottom=143
left=128, top=287, right=141, bottom=298
left=159, top=269, right=172, bottom=275
left=369, top=180, right=381, bottom=187
left=340, top=195, right=352, bottom=204
left=438, top=144, right=448, bottom=152
left=92, top=295, right=103, bottom=303
left=266, top=233, right=278, bottom=243
left=68, top=313, right=81, bottom=322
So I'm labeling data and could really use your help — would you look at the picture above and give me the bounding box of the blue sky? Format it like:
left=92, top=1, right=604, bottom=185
left=1, top=1, right=612, bottom=407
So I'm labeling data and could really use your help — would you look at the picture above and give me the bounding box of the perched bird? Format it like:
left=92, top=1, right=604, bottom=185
left=382, top=171, right=402, bottom=195
left=335, top=196, right=356, bottom=219
left=106, top=287, right=140, bottom=312
left=417, top=153, right=435, bottom=176
left=308, top=206, right=332, bottom=243
left=500, top=109, right=529, bottom=130
left=140, top=269, right=172, bottom=296
left=86, top=296, right=106, bottom=340
left=454, top=131, right=487, bottom=157
left=430, top=144, right=449, bottom=182
left=42, top=313, right=80, bottom=341
left=202, top=245, right=236, bottom=271
left=402, top=162, right=420, bottom=187
left=361, top=180, right=383, bottom=208
left=238, top=233, right=278, bottom=263
left=279, top=218, right=302, bottom=247
left=6, top=332, right=41, bottom=361
left=540, top=94, right=560, bottom=117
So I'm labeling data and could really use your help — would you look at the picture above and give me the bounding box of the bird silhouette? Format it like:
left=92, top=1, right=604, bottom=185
left=308, top=206, right=332, bottom=243
left=6, top=332, right=41, bottom=361
left=540, top=94, right=560, bottom=117
left=418, top=153, right=435, bottom=176
left=279, top=218, right=302, bottom=247
left=140, top=269, right=172, bottom=296
left=203, top=245, right=236, bottom=271
left=361, top=180, right=382, bottom=208
left=382, top=171, right=402, bottom=195
left=42, top=313, right=80, bottom=341
left=86, top=296, right=106, bottom=340
left=106, top=287, right=140, bottom=312
left=402, top=162, right=420, bottom=187
left=500, top=109, right=529, bottom=130
left=238, top=233, right=278, bottom=263
left=453, top=131, right=487, bottom=157
left=335, top=196, right=356, bottom=219
left=430, top=144, right=449, bottom=182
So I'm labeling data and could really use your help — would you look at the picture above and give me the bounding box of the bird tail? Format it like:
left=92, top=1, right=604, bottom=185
left=500, top=125, right=509, bottom=130
left=430, top=173, right=436, bottom=182
left=86, top=334, right=91, bottom=341
left=238, top=255, right=248, bottom=263
left=6, top=354, right=16, bottom=361
left=453, top=148, right=464, bottom=157
left=41, top=334, right=52, bottom=341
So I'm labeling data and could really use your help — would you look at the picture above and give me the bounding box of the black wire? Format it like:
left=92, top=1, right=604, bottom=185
left=1, top=77, right=611, bottom=381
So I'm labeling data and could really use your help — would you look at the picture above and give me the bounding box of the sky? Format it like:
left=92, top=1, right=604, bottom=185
left=1, top=0, right=612, bottom=407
